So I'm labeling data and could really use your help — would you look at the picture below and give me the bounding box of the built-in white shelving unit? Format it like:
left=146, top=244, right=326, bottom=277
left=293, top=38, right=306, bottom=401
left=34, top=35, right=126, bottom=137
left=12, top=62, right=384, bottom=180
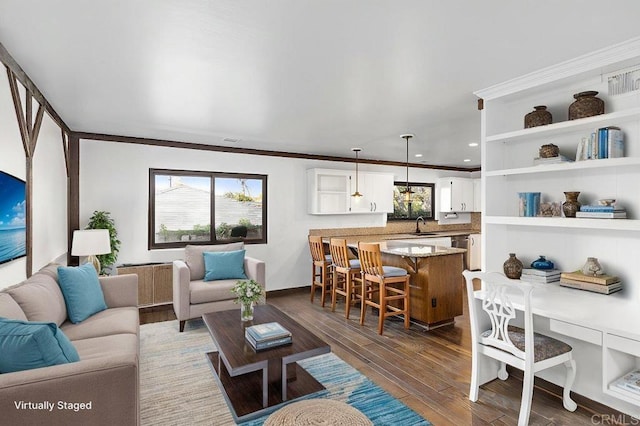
left=485, top=107, right=640, bottom=143
left=476, top=36, right=640, bottom=417
left=484, top=156, right=640, bottom=177
left=484, top=216, right=640, bottom=231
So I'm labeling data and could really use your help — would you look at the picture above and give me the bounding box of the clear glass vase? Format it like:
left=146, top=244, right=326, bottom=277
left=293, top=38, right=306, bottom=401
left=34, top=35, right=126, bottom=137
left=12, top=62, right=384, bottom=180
left=240, top=301, right=254, bottom=322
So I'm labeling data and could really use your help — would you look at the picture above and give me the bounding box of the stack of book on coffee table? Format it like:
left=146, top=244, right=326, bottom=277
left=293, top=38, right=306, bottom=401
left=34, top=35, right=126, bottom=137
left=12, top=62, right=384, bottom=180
left=521, top=268, right=561, bottom=283
left=245, top=322, right=292, bottom=351
left=559, top=271, right=622, bottom=295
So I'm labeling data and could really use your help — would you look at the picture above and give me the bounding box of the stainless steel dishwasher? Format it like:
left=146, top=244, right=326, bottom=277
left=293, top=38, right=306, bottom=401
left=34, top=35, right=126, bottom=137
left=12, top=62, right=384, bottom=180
left=450, top=235, right=470, bottom=270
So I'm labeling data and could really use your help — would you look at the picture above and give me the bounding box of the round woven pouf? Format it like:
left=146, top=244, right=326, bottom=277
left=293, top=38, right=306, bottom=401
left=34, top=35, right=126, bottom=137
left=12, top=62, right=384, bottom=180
left=264, top=399, right=372, bottom=426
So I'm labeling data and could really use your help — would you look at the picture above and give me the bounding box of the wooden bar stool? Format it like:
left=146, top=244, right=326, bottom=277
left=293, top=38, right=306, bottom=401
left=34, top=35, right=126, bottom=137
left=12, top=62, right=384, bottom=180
left=358, top=242, right=410, bottom=335
left=329, top=238, right=362, bottom=319
left=308, top=235, right=332, bottom=307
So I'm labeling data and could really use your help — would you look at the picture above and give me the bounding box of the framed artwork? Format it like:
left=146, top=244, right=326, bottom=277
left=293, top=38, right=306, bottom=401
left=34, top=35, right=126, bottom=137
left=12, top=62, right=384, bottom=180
left=0, top=170, right=26, bottom=265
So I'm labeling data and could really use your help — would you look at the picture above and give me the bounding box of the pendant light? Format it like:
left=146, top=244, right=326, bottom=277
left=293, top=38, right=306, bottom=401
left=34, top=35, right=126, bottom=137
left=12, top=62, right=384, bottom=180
left=351, top=148, right=363, bottom=197
left=400, top=134, right=414, bottom=203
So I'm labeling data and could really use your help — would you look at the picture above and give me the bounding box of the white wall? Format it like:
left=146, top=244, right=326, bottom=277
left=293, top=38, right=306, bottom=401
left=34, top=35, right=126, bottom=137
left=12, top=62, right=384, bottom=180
left=79, top=139, right=472, bottom=291
left=32, top=113, right=68, bottom=271
left=0, top=69, right=26, bottom=287
left=0, top=72, right=68, bottom=289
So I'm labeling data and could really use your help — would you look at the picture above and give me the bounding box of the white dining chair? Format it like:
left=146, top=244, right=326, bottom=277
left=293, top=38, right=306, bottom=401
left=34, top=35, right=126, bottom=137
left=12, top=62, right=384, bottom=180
left=462, top=270, right=578, bottom=425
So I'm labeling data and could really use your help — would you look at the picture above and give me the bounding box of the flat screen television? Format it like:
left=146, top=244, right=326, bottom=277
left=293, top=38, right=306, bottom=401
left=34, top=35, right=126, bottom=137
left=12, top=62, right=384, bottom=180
left=0, top=170, right=26, bottom=265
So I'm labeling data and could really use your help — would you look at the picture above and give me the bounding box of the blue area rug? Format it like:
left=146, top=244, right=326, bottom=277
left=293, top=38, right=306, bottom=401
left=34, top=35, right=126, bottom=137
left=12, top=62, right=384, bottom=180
left=240, top=352, right=431, bottom=426
left=139, top=319, right=430, bottom=425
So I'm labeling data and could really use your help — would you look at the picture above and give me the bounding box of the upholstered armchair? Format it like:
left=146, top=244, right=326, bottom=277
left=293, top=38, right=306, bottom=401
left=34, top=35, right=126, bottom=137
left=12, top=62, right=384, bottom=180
left=173, top=242, right=266, bottom=332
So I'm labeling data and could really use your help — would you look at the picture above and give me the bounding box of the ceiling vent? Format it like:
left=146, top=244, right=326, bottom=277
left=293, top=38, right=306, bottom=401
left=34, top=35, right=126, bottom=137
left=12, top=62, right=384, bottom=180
left=222, top=137, right=241, bottom=143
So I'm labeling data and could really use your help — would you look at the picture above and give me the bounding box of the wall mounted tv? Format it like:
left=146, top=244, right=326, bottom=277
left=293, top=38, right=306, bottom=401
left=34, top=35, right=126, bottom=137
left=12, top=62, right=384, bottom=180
left=0, top=170, right=26, bottom=265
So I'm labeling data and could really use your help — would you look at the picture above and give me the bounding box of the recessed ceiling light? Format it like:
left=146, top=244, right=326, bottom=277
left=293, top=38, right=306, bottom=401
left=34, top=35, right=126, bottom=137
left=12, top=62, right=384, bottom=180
left=223, top=137, right=241, bottom=143
left=414, top=154, right=423, bottom=158
left=468, top=142, right=479, bottom=147
left=463, top=159, right=471, bottom=162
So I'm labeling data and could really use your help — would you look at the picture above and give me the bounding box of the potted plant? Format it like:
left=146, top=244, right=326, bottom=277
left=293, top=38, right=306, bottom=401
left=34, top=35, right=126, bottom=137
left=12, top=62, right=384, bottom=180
left=86, top=211, right=121, bottom=275
left=232, top=279, right=263, bottom=321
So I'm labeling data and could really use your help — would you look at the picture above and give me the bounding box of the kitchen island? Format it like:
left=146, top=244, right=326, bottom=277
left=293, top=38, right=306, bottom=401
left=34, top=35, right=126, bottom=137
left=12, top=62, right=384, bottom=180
left=345, top=239, right=466, bottom=329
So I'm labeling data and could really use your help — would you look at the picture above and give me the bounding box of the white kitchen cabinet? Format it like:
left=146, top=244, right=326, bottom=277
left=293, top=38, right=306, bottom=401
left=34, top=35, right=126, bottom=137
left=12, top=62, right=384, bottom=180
left=473, top=178, right=481, bottom=212
left=468, top=233, right=481, bottom=270
left=308, top=169, right=394, bottom=215
left=476, top=37, right=640, bottom=416
left=350, top=172, right=394, bottom=213
left=307, top=169, right=350, bottom=214
left=438, top=177, right=474, bottom=212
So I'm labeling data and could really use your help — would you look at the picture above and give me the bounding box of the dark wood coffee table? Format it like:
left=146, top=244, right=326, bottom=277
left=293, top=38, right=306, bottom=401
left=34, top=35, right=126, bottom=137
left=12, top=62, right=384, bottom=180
left=202, top=304, right=331, bottom=422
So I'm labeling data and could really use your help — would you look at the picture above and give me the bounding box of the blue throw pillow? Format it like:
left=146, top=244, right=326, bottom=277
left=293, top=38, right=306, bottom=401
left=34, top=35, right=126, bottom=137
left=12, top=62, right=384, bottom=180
left=57, top=263, right=107, bottom=323
left=203, top=249, right=247, bottom=281
left=0, top=318, right=80, bottom=373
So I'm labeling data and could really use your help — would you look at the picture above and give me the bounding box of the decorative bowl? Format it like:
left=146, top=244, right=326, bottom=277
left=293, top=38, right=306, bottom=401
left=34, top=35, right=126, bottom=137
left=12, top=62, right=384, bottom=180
left=597, top=199, right=616, bottom=206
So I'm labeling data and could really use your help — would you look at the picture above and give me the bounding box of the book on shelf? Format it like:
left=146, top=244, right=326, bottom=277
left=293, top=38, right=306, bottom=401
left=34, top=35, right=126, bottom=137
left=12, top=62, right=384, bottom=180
left=559, top=279, right=622, bottom=294
left=521, top=268, right=560, bottom=277
left=560, top=271, right=620, bottom=285
left=560, top=276, right=620, bottom=287
left=598, top=127, right=608, bottom=159
left=576, top=127, right=624, bottom=161
left=245, top=332, right=292, bottom=351
left=607, top=127, right=625, bottom=158
left=245, top=322, right=291, bottom=343
left=533, top=155, right=572, bottom=165
left=579, top=205, right=619, bottom=212
left=521, top=269, right=560, bottom=283
left=575, top=211, right=627, bottom=219
left=611, top=369, right=640, bottom=395
left=521, top=275, right=560, bottom=283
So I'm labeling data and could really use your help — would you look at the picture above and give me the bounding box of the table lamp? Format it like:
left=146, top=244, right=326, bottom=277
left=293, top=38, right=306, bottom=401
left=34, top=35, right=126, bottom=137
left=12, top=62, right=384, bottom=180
left=71, top=229, right=111, bottom=274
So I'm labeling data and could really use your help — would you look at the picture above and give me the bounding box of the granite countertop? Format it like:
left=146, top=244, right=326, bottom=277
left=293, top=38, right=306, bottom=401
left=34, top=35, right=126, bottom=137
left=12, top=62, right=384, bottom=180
left=381, top=230, right=476, bottom=239
left=346, top=240, right=466, bottom=258
left=327, top=230, right=477, bottom=242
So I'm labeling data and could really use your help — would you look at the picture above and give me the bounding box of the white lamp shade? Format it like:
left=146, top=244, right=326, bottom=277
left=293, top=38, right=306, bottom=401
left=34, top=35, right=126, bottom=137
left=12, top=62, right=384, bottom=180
left=71, top=229, right=111, bottom=256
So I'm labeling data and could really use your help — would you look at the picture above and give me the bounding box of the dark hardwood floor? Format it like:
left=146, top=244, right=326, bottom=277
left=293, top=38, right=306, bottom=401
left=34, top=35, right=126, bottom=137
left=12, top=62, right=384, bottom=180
left=140, top=289, right=624, bottom=425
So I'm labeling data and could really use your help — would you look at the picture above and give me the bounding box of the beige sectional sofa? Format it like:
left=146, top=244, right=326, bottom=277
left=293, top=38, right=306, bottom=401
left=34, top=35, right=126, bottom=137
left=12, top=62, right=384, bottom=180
left=0, top=264, right=140, bottom=426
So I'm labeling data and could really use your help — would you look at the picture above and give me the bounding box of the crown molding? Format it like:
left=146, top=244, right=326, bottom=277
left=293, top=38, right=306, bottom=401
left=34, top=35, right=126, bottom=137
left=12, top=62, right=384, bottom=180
left=475, top=36, right=640, bottom=100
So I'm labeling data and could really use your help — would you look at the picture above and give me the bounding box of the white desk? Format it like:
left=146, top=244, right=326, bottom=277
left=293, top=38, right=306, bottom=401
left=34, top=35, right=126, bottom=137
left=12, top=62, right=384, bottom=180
left=473, top=282, right=640, bottom=417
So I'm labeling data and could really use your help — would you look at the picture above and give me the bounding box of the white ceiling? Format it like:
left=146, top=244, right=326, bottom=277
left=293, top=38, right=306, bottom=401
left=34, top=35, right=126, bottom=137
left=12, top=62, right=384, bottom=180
left=2, top=1, right=640, bottom=168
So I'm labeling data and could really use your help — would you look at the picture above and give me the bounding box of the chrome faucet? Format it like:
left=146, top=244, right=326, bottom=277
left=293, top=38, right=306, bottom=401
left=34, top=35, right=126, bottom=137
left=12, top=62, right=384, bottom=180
left=415, top=216, right=425, bottom=233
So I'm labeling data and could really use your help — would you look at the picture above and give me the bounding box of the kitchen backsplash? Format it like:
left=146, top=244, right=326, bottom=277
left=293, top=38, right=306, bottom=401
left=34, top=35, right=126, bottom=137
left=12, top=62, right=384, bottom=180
left=310, top=212, right=481, bottom=237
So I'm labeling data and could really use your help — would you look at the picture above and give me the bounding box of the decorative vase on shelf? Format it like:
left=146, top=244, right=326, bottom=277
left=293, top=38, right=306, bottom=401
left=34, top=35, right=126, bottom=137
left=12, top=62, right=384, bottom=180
left=503, top=253, right=523, bottom=279
left=539, top=143, right=559, bottom=158
left=582, top=257, right=603, bottom=276
left=240, top=301, right=254, bottom=322
left=562, top=191, right=581, bottom=218
left=568, top=91, right=604, bottom=120
left=524, top=106, right=553, bottom=128
left=531, top=255, right=554, bottom=270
